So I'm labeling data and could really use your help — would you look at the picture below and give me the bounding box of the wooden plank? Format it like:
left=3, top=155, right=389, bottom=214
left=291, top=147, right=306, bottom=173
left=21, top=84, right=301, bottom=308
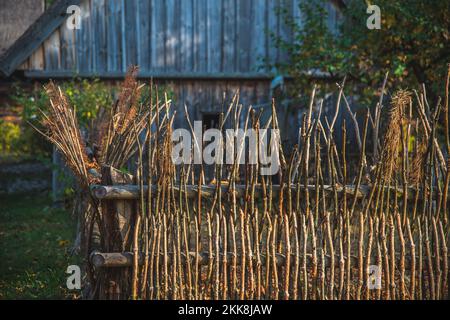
left=172, top=81, right=185, bottom=129
left=183, top=81, right=195, bottom=118
left=267, top=0, right=279, bottom=68
left=90, top=251, right=300, bottom=268
left=237, top=0, right=252, bottom=72
left=251, top=0, right=266, bottom=71
left=100, top=166, right=135, bottom=251
left=194, top=0, right=207, bottom=72
left=192, top=0, right=198, bottom=71
left=86, top=0, right=94, bottom=72
left=120, top=0, right=127, bottom=72
left=89, top=0, right=97, bottom=71
left=206, top=0, right=221, bottom=73
left=91, top=250, right=437, bottom=268
left=29, top=46, right=45, bottom=70
left=135, top=0, right=142, bottom=67
left=165, top=0, right=177, bottom=70
left=179, top=0, right=193, bottom=71
left=92, top=0, right=107, bottom=73
left=91, top=184, right=438, bottom=201
left=43, top=29, right=61, bottom=70
left=105, top=0, right=121, bottom=72
left=255, top=80, right=271, bottom=110
left=90, top=251, right=133, bottom=268
left=222, top=0, right=236, bottom=72
left=174, top=0, right=182, bottom=72
left=124, top=0, right=138, bottom=67
left=59, top=19, right=76, bottom=71
left=91, top=184, right=363, bottom=200
left=138, top=0, right=151, bottom=70
left=77, top=0, right=91, bottom=72
left=213, top=80, right=226, bottom=113
left=153, top=0, right=166, bottom=71
left=150, top=0, right=157, bottom=69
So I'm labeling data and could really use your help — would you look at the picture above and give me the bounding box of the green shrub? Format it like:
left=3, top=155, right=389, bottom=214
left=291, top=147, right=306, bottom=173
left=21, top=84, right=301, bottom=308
left=0, top=120, right=21, bottom=154
left=14, top=78, right=113, bottom=127
left=10, top=79, right=114, bottom=158
left=9, top=78, right=173, bottom=159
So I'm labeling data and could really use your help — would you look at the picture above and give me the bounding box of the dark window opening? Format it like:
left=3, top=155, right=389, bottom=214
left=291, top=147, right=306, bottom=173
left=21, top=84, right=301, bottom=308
left=202, top=113, right=221, bottom=130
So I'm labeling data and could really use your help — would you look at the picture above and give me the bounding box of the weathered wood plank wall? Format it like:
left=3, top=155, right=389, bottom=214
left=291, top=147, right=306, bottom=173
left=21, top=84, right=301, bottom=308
left=21, top=0, right=340, bottom=75
left=20, top=0, right=341, bottom=137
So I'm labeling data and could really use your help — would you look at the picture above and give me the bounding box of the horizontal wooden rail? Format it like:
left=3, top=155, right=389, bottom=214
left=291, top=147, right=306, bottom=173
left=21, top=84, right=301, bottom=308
left=90, top=251, right=342, bottom=268
left=90, top=251, right=436, bottom=269
left=91, top=184, right=366, bottom=200
left=91, top=184, right=436, bottom=200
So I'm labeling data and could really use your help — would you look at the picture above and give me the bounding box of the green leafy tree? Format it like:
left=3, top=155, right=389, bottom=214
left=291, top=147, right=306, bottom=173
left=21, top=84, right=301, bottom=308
left=271, top=0, right=449, bottom=105
left=11, top=79, right=113, bottom=158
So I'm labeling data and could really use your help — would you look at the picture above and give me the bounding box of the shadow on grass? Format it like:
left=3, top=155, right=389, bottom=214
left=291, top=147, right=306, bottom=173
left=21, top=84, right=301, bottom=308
left=0, top=194, right=80, bottom=299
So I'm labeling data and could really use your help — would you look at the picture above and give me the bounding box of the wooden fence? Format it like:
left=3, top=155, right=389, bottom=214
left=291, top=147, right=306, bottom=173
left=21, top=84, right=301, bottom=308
left=36, top=69, right=449, bottom=300
left=83, top=87, right=449, bottom=300
left=88, top=177, right=449, bottom=300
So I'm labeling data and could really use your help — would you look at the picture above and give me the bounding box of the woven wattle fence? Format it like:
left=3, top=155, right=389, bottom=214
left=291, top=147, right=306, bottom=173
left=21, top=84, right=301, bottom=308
left=35, top=67, right=450, bottom=300
left=86, top=87, right=448, bottom=300
left=89, top=179, right=449, bottom=300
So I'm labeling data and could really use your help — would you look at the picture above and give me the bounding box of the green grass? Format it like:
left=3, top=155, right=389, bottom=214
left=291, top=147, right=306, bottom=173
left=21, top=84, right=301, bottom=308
left=0, top=194, right=79, bottom=299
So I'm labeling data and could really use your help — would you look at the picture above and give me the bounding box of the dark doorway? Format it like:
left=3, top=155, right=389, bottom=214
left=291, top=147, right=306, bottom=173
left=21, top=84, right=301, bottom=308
left=202, top=113, right=221, bottom=130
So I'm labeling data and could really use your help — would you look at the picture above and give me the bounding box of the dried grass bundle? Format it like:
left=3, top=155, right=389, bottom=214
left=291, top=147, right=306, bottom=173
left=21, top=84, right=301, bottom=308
left=380, top=90, right=411, bottom=181
left=115, top=65, right=141, bottom=133
left=409, top=138, right=427, bottom=185
left=31, top=81, right=99, bottom=187
left=31, top=66, right=150, bottom=187
left=99, top=66, right=150, bottom=169
left=87, top=106, right=110, bottom=163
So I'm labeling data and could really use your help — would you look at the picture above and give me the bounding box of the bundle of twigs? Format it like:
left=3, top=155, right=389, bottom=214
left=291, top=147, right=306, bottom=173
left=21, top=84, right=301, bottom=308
left=30, top=81, right=99, bottom=188
left=379, top=90, right=411, bottom=182
left=99, top=66, right=150, bottom=169
left=33, top=66, right=153, bottom=184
